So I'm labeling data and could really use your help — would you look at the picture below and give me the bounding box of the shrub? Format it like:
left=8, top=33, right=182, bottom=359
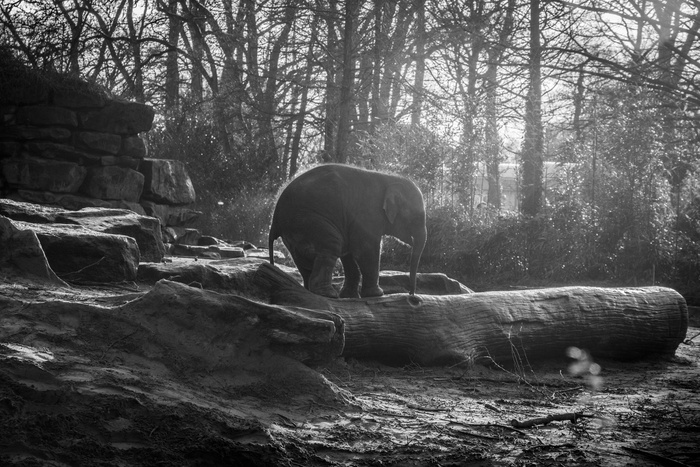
left=199, top=188, right=277, bottom=247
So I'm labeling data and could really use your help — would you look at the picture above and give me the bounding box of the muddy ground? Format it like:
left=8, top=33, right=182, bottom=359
left=0, top=268, right=698, bottom=467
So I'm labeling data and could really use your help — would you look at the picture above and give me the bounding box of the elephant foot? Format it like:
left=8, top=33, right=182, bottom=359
left=360, top=285, right=384, bottom=298
left=339, top=286, right=360, bottom=299
left=311, top=285, right=339, bottom=299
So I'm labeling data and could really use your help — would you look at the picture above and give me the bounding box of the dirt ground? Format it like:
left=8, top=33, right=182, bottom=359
left=0, top=271, right=698, bottom=467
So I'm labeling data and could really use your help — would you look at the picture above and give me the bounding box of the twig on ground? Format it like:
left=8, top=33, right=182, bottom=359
left=510, top=412, right=596, bottom=428
left=484, top=403, right=501, bottom=412
left=58, top=257, right=106, bottom=278
left=447, top=424, right=500, bottom=441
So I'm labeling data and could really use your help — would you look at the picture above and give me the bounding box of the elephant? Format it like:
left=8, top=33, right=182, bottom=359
left=268, top=163, right=427, bottom=299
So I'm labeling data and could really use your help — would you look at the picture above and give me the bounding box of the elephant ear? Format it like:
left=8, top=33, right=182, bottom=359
left=383, top=185, right=401, bottom=224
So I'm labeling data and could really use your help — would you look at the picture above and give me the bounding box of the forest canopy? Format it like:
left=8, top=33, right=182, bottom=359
left=2, top=0, right=700, bottom=292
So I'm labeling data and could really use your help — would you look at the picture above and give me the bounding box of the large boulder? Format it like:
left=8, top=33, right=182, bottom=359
left=0, top=197, right=64, bottom=223
left=140, top=159, right=196, bottom=205
left=12, top=190, right=147, bottom=214
left=141, top=200, right=201, bottom=227
left=80, top=165, right=144, bottom=202
left=56, top=208, right=164, bottom=262
left=9, top=219, right=140, bottom=283
left=0, top=125, right=72, bottom=143
left=16, top=105, right=79, bottom=127
left=1, top=157, right=87, bottom=193
left=23, top=141, right=105, bottom=165
left=120, top=135, right=147, bottom=159
left=76, top=131, right=123, bottom=155
left=0, top=199, right=165, bottom=262
left=0, top=215, right=67, bottom=285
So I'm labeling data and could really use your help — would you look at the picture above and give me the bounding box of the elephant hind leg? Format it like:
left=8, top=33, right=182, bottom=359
left=339, top=254, right=361, bottom=298
left=309, top=253, right=339, bottom=298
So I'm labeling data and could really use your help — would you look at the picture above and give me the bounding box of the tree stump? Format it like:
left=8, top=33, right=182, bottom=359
left=255, top=263, right=688, bottom=365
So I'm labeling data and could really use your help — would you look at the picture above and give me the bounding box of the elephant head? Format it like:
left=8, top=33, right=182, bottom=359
left=383, top=181, right=427, bottom=295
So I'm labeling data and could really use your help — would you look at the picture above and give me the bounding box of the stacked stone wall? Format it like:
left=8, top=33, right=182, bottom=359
left=0, top=68, right=199, bottom=235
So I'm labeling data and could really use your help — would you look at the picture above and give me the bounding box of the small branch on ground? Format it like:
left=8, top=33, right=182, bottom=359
left=58, top=257, right=106, bottom=278
left=510, top=412, right=596, bottom=428
left=444, top=420, right=531, bottom=439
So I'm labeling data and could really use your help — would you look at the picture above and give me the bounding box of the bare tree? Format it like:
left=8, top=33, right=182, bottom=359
left=521, top=0, right=543, bottom=217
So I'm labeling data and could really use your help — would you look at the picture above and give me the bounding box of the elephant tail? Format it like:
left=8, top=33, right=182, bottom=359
left=268, top=224, right=277, bottom=265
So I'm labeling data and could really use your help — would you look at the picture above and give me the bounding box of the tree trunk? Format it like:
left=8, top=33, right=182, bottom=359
left=335, top=0, right=359, bottom=163
left=521, top=0, right=543, bottom=217
left=255, top=263, right=688, bottom=366
left=323, top=0, right=340, bottom=158
left=164, top=0, right=181, bottom=124
left=289, top=15, right=317, bottom=178
left=411, top=0, right=425, bottom=127
left=187, top=0, right=207, bottom=102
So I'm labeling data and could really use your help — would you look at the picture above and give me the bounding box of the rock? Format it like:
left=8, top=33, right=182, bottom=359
left=14, top=190, right=121, bottom=211
left=163, top=226, right=201, bottom=245
left=117, top=200, right=147, bottom=216
left=81, top=100, right=154, bottom=134
left=76, top=131, right=122, bottom=155
left=245, top=248, right=278, bottom=260
left=16, top=105, right=78, bottom=127
left=116, top=155, right=141, bottom=170
left=129, top=279, right=344, bottom=365
left=0, top=198, right=64, bottom=223
left=23, top=141, right=104, bottom=165
left=56, top=208, right=165, bottom=262
left=81, top=165, right=144, bottom=202
left=10, top=219, right=140, bottom=283
left=0, top=125, right=72, bottom=142
left=197, top=235, right=222, bottom=246
left=0, top=199, right=164, bottom=262
left=171, top=243, right=245, bottom=259
left=120, top=135, right=147, bottom=159
left=140, top=159, right=196, bottom=205
left=141, top=201, right=201, bottom=227
left=137, top=257, right=271, bottom=296
left=1, top=157, right=87, bottom=193
left=230, top=240, right=258, bottom=250
left=0, top=215, right=67, bottom=285
left=0, top=141, right=21, bottom=158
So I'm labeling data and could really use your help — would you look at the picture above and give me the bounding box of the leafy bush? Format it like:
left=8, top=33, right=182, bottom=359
left=199, top=188, right=276, bottom=247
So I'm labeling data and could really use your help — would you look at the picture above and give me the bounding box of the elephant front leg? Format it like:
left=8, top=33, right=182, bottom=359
left=356, top=242, right=384, bottom=298
left=309, top=253, right=339, bottom=298
left=339, top=254, right=361, bottom=298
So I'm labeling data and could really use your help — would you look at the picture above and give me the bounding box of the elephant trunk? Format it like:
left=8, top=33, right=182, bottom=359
left=408, top=227, right=427, bottom=295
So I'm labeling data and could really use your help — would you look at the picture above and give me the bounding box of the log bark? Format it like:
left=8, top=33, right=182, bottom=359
left=255, top=263, right=688, bottom=365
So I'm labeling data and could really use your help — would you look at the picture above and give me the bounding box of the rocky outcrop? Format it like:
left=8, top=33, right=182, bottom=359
left=0, top=216, right=67, bottom=285
left=2, top=215, right=140, bottom=283
left=0, top=198, right=164, bottom=262
left=0, top=55, right=200, bottom=234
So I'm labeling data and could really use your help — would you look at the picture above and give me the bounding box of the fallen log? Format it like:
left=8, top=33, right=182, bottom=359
left=255, top=263, right=688, bottom=365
